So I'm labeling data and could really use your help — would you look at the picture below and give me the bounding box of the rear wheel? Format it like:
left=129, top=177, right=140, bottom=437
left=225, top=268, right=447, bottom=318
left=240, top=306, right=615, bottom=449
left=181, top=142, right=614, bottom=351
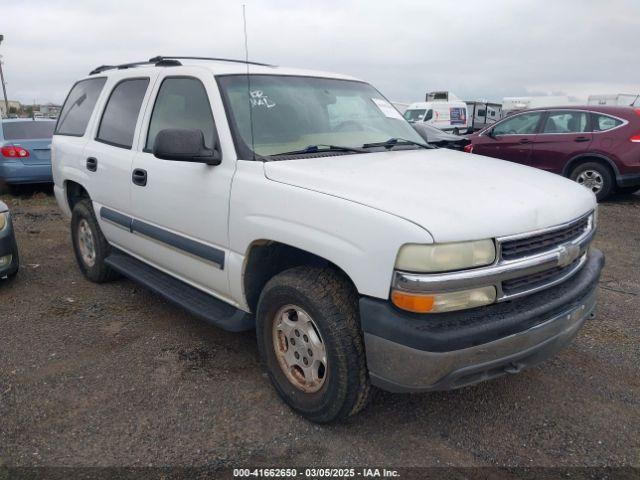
left=570, top=162, right=613, bottom=201
left=71, top=199, right=119, bottom=283
left=256, top=266, right=371, bottom=423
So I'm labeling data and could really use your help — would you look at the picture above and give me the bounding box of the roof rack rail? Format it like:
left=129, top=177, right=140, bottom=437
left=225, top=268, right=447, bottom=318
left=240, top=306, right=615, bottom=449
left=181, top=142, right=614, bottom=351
left=148, top=55, right=275, bottom=67
left=88, top=55, right=274, bottom=76
left=89, top=58, right=182, bottom=75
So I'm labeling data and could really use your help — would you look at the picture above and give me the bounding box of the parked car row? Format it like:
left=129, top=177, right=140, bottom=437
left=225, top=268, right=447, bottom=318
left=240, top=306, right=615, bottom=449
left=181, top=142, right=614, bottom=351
left=1, top=101, right=638, bottom=202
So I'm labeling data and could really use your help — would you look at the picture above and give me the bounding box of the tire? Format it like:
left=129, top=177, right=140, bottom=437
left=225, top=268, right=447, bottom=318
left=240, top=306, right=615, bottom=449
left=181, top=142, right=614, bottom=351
left=256, top=266, right=371, bottom=423
left=569, top=162, right=613, bottom=201
left=617, top=186, right=640, bottom=195
left=71, top=199, right=120, bottom=283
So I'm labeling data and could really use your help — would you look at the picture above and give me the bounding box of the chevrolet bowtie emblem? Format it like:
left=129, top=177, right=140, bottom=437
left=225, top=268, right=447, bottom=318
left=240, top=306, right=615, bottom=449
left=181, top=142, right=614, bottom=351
left=557, top=244, right=580, bottom=267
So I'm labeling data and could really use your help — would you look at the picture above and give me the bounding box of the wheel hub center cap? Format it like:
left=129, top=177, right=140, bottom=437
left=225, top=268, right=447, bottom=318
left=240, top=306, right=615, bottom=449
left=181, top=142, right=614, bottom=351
left=272, top=305, right=327, bottom=393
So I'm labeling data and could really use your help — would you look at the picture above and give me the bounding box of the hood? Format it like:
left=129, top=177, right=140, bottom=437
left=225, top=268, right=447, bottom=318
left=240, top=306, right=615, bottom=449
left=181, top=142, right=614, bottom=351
left=264, top=149, right=596, bottom=243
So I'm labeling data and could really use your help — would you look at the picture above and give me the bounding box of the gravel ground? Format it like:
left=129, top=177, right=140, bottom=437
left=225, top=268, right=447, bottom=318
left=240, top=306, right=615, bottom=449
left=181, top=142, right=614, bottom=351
left=0, top=186, right=638, bottom=469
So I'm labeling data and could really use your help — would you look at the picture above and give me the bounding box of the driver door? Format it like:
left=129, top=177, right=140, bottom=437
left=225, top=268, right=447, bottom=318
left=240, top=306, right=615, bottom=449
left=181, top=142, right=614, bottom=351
left=473, top=111, right=543, bottom=165
left=128, top=69, right=234, bottom=299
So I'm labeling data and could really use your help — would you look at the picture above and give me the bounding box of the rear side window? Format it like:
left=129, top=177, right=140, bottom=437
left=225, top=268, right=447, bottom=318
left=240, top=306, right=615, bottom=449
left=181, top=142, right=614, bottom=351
left=55, top=78, right=107, bottom=136
left=97, top=78, right=150, bottom=149
left=592, top=114, right=623, bottom=132
left=543, top=111, right=588, bottom=133
left=3, top=121, right=55, bottom=140
left=146, top=77, right=214, bottom=151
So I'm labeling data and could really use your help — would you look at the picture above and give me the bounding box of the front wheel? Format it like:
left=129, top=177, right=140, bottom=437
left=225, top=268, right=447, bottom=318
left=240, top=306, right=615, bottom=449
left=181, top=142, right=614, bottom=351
left=256, top=266, right=371, bottom=423
left=570, top=162, right=613, bottom=201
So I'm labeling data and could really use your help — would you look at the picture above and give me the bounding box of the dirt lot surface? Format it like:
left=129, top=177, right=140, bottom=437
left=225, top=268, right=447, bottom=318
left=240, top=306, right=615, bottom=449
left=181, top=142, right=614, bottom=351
left=0, top=187, right=638, bottom=469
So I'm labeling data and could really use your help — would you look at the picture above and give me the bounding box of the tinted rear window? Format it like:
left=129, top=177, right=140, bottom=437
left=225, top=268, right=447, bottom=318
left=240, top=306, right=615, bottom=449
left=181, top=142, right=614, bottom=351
left=96, top=78, right=149, bottom=149
left=55, top=77, right=107, bottom=136
left=2, top=121, right=55, bottom=140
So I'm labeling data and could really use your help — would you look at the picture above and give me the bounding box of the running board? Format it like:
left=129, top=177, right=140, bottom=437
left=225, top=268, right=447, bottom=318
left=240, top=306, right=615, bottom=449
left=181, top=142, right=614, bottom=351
left=105, top=251, right=254, bottom=332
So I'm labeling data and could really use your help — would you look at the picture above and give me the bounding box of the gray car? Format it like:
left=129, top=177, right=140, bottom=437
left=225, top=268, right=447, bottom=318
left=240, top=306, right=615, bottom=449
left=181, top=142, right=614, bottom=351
left=0, top=200, right=19, bottom=278
left=411, top=123, right=470, bottom=150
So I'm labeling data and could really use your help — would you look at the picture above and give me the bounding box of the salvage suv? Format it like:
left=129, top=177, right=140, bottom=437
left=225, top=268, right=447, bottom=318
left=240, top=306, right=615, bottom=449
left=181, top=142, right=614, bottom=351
left=52, top=56, right=604, bottom=423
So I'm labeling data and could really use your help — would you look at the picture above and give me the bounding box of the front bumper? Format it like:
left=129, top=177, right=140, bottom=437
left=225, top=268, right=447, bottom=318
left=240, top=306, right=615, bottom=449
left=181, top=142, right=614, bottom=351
left=0, top=213, right=19, bottom=278
left=360, top=248, right=604, bottom=393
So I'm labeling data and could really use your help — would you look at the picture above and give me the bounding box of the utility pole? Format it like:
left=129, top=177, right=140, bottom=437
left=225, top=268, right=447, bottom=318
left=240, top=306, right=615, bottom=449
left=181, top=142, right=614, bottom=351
left=0, top=35, right=9, bottom=117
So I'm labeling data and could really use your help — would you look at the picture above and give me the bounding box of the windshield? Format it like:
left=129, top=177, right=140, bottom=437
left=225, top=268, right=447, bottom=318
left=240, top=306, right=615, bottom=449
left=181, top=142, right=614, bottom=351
left=217, top=75, right=424, bottom=157
left=403, top=109, right=426, bottom=122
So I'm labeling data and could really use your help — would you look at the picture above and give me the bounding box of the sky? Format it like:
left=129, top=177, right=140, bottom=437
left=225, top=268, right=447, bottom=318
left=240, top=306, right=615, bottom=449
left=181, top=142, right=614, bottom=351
left=1, top=0, right=639, bottom=106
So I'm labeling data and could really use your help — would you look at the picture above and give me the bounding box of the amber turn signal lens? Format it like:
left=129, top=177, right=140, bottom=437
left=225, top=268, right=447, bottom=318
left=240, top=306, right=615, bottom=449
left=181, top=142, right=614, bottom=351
left=391, top=290, right=435, bottom=313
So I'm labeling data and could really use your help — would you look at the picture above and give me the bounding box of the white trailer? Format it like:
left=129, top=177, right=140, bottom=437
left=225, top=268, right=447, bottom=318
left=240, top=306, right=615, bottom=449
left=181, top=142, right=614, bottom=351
left=465, top=101, right=502, bottom=132
left=502, top=96, right=576, bottom=115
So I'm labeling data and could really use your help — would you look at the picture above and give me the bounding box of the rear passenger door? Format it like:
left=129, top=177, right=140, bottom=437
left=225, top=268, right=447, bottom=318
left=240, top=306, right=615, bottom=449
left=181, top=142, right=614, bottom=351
left=529, top=110, right=592, bottom=173
left=83, top=74, right=157, bottom=252
left=52, top=77, right=107, bottom=205
left=128, top=70, right=233, bottom=299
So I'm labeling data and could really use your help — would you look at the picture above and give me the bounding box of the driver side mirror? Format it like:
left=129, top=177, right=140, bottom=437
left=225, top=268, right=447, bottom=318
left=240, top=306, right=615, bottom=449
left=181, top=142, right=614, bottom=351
left=153, top=128, right=221, bottom=165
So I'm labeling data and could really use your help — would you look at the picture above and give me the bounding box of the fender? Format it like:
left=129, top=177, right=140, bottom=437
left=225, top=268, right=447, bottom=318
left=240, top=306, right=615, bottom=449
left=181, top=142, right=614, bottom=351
left=227, top=161, right=434, bottom=307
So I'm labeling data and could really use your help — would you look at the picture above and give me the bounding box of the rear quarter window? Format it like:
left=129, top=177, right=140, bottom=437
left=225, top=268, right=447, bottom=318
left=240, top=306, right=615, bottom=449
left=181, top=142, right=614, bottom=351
left=2, top=121, right=55, bottom=140
left=55, top=77, right=107, bottom=136
left=592, top=114, right=623, bottom=132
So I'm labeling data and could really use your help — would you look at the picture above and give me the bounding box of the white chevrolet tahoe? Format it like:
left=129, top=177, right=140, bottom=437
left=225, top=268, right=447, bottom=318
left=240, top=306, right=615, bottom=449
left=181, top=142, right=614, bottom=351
left=52, top=56, right=604, bottom=423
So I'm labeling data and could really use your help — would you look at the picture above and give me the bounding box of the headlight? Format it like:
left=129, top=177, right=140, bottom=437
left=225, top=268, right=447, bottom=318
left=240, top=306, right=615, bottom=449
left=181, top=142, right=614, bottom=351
left=391, top=286, right=496, bottom=313
left=395, top=239, right=496, bottom=273
left=0, top=212, right=7, bottom=231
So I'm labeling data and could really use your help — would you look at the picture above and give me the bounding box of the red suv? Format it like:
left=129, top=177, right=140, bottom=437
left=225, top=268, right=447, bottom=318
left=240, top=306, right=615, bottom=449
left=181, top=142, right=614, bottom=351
left=465, top=106, right=640, bottom=200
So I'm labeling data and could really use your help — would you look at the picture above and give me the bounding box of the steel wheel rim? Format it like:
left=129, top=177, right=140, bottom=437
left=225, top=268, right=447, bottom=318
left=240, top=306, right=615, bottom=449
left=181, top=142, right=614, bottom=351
left=576, top=170, right=604, bottom=194
left=77, top=219, right=96, bottom=267
left=272, top=304, right=327, bottom=393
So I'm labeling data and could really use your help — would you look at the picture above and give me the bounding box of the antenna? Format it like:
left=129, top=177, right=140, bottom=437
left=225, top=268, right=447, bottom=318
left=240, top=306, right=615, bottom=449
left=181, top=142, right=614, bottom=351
left=243, top=4, right=256, bottom=161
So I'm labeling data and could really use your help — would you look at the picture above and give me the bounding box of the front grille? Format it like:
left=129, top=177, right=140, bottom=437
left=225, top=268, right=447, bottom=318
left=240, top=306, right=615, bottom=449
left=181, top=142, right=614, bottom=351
left=502, top=257, right=582, bottom=296
left=500, top=215, right=590, bottom=261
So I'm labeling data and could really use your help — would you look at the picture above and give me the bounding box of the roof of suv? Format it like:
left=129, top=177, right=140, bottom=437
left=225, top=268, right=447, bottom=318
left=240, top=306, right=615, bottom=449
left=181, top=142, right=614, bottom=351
left=85, top=56, right=361, bottom=82
left=518, top=105, right=639, bottom=117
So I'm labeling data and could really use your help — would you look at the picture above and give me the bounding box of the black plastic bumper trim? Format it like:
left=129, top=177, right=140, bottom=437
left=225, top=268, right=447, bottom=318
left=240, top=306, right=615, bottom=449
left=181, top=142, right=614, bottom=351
left=617, top=172, right=640, bottom=188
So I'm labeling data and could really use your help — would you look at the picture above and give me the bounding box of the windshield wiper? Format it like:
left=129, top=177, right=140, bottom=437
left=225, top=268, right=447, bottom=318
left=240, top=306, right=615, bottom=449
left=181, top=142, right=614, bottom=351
left=362, top=138, right=432, bottom=150
left=271, top=144, right=367, bottom=157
